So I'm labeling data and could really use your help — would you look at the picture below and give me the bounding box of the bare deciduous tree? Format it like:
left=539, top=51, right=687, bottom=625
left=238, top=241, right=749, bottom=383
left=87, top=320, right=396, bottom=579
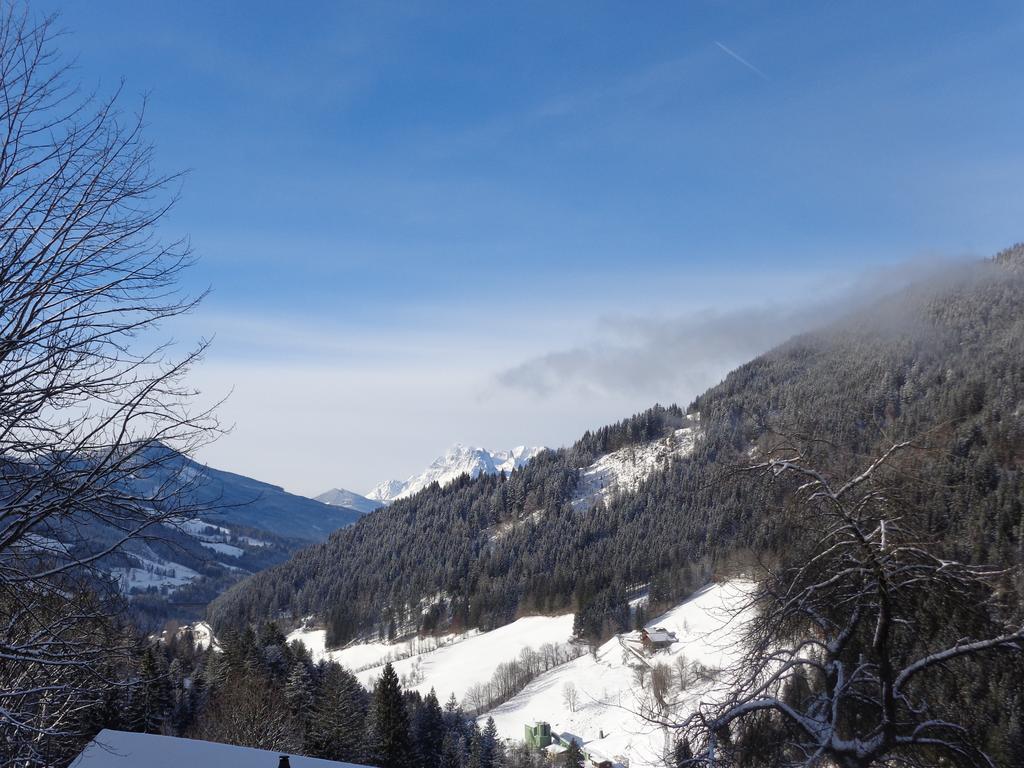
left=673, top=653, right=691, bottom=692
left=562, top=681, right=579, bottom=713
left=0, top=4, right=219, bottom=765
left=674, top=442, right=1024, bottom=767
left=650, top=662, right=672, bottom=713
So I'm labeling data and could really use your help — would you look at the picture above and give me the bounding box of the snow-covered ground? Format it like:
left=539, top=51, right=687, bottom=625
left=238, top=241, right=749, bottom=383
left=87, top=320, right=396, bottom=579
left=189, top=621, right=219, bottom=651
left=573, top=415, right=701, bottom=511
left=290, top=614, right=577, bottom=704
left=288, top=625, right=474, bottom=672
left=291, top=613, right=576, bottom=703
left=110, top=552, right=200, bottom=593
left=365, top=614, right=575, bottom=702
left=180, top=518, right=232, bottom=540
left=484, top=581, right=750, bottom=768
left=200, top=541, right=244, bottom=557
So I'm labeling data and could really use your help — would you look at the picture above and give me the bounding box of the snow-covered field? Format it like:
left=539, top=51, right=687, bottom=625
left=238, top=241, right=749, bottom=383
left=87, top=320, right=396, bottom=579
left=180, top=518, right=232, bottom=540
left=290, top=613, right=576, bottom=703
left=110, top=552, right=200, bottom=592
left=484, top=581, right=751, bottom=768
left=288, top=625, right=473, bottom=672
left=200, top=541, right=244, bottom=557
left=573, top=415, right=701, bottom=511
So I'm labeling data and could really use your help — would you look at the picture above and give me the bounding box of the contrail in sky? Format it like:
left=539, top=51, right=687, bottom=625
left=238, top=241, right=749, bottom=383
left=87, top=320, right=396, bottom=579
left=714, top=41, right=770, bottom=81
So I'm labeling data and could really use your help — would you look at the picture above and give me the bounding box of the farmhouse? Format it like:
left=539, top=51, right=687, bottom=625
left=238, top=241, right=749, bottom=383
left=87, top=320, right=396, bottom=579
left=640, top=626, right=677, bottom=652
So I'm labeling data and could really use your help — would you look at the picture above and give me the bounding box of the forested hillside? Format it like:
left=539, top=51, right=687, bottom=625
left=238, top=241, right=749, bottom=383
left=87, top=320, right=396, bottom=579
left=210, top=246, right=1024, bottom=658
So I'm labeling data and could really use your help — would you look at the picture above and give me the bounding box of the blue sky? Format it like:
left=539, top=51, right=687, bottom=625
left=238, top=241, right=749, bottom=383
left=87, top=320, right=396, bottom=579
left=39, top=1, right=1024, bottom=494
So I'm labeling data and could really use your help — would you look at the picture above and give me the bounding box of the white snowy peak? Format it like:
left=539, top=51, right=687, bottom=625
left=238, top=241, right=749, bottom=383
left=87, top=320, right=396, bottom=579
left=314, top=487, right=382, bottom=514
left=367, top=444, right=544, bottom=503
left=365, top=478, right=406, bottom=504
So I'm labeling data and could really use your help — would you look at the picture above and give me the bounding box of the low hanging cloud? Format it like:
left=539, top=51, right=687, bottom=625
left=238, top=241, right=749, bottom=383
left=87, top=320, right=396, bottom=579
left=495, top=255, right=978, bottom=401
left=495, top=304, right=824, bottom=399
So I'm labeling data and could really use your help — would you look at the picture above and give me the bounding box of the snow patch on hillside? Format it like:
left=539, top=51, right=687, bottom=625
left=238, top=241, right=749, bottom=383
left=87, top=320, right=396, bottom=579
left=189, top=621, right=219, bottom=651
left=573, top=414, right=701, bottom=511
left=288, top=625, right=473, bottom=673
left=180, top=518, right=231, bottom=540
left=158, top=620, right=220, bottom=652
left=200, top=541, right=244, bottom=557
left=110, top=553, right=199, bottom=593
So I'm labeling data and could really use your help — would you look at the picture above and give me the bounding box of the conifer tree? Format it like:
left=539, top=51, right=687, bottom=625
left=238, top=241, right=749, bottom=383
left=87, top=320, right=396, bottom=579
left=128, top=647, right=172, bottom=734
left=168, top=658, right=193, bottom=732
left=309, top=664, right=368, bottom=762
left=369, top=662, right=412, bottom=768
left=466, top=721, right=482, bottom=768
left=440, top=730, right=467, bottom=768
left=285, top=663, right=315, bottom=717
left=479, top=716, right=502, bottom=768
left=412, top=688, right=445, bottom=768
left=443, top=692, right=468, bottom=737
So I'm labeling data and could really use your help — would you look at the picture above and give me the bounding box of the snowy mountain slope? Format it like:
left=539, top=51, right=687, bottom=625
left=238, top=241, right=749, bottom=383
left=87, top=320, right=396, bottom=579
left=366, top=444, right=545, bottom=503
left=315, top=487, right=382, bottom=514
left=42, top=447, right=371, bottom=623
left=105, top=508, right=330, bottom=603
left=127, top=447, right=366, bottom=541
left=484, top=581, right=751, bottom=768
left=365, top=479, right=405, bottom=504
left=572, top=414, right=701, bottom=511
left=286, top=625, right=466, bottom=673
left=290, top=613, right=576, bottom=703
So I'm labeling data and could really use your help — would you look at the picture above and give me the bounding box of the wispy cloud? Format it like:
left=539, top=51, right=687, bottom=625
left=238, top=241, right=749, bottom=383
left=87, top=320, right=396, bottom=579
left=714, top=41, right=770, bottom=81
left=495, top=304, right=816, bottom=399
left=495, top=255, right=974, bottom=401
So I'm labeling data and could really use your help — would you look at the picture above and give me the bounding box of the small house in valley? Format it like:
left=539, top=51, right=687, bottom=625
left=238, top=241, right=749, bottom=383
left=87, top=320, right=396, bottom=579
left=640, top=626, right=677, bottom=652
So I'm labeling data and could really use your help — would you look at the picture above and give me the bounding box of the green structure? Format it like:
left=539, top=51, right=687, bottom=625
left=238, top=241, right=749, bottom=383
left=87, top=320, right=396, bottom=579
left=524, top=721, right=552, bottom=749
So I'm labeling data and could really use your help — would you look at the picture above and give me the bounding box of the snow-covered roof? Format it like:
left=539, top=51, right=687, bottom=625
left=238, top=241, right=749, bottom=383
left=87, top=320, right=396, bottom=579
left=72, top=730, right=372, bottom=768
left=644, top=627, right=677, bottom=643
left=545, top=743, right=567, bottom=755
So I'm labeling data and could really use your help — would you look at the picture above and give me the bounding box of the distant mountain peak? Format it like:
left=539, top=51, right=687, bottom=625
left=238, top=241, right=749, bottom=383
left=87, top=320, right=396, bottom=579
left=365, top=443, right=544, bottom=504
left=314, top=487, right=382, bottom=514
